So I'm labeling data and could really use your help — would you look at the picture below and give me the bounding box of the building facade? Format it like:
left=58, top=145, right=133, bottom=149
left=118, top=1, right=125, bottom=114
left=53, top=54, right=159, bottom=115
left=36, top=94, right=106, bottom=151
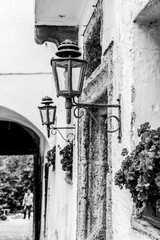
left=34, top=0, right=160, bottom=239
left=1, top=0, right=160, bottom=240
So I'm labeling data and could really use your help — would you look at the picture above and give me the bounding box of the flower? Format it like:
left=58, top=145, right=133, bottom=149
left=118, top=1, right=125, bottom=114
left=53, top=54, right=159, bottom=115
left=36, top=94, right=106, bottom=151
left=115, top=123, right=160, bottom=215
left=46, top=146, right=56, bottom=171
left=59, top=142, right=73, bottom=173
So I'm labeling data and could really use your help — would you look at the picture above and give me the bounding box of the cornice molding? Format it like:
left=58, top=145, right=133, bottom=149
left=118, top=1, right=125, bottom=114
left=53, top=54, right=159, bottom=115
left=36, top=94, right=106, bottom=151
left=34, top=25, right=78, bottom=46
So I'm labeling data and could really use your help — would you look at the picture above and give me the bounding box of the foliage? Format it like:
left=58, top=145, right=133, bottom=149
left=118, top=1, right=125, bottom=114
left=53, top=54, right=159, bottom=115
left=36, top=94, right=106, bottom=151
left=46, top=146, right=56, bottom=171
left=0, top=155, right=33, bottom=212
left=59, top=142, right=73, bottom=174
left=84, top=18, right=102, bottom=79
left=115, top=123, right=160, bottom=215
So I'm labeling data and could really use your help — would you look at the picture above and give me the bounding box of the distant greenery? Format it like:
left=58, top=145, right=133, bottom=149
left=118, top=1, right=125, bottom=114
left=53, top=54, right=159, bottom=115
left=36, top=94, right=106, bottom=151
left=0, top=155, right=33, bottom=213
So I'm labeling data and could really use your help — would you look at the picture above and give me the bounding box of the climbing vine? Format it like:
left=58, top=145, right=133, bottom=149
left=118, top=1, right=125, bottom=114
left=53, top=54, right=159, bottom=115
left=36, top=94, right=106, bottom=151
left=84, top=18, right=102, bottom=79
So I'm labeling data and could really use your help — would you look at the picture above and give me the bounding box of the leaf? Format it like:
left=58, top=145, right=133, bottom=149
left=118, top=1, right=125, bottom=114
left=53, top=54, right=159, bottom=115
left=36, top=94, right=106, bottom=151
left=114, top=123, right=160, bottom=214
left=155, top=175, right=160, bottom=187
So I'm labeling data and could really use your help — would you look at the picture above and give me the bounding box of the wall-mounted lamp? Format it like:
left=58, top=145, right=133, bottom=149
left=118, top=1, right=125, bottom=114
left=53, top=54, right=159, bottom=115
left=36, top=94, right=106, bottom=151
left=50, top=40, right=122, bottom=142
left=51, top=40, right=87, bottom=125
left=38, top=96, right=75, bottom=141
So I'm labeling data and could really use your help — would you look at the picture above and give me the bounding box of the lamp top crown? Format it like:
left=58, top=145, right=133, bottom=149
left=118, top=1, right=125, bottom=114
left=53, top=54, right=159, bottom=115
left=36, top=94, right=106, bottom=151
left=41, top=96, right=53, bottom=105
left=56, top=39, right=81, bottom=58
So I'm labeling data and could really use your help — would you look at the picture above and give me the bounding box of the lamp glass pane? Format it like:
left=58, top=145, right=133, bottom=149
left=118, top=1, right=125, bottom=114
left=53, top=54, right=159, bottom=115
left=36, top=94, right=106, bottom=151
left=40, top=108, right=48, bottom=125
left=48, top=107, right=56, bottom=124
left=52, top=59, right=87, bottom=97
left=39, top=106, right=56, bottom=125
left=71, top=60, right=86, bottom=93
left=56, top=60, right=69, bottom=93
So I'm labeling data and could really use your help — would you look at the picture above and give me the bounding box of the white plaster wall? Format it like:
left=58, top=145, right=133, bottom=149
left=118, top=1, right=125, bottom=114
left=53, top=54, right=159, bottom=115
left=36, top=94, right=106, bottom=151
left=32, top=0, right=160, bottom=239
left=46, top=97, right=77, bottom=240
left=102, top=0, right=160, bottom=240
left=0, top=0, right=54, bottom=73
left=133, top=23, right=160, bottom=132
left=79, top=0, right=160, bottom=239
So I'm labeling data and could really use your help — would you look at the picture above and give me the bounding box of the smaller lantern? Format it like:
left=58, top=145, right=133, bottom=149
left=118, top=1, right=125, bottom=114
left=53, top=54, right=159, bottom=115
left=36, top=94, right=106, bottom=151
left=38, top=96, right=57, bottom=138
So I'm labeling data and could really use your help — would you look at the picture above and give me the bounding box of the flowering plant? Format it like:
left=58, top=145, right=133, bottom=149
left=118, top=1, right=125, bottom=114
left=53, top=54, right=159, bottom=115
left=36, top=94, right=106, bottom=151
left=115, top=123, right=160, bottom=215
left=46, top=146, right=56, bottom=171
left=59, top=142, right=73, bottom=184
left=59, top=142, right=73, bottom=173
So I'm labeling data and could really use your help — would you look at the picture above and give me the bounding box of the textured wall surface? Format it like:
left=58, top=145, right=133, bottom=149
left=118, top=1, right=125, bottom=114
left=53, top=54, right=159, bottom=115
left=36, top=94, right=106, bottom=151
left=3, top=0, right=159, bottom=240
left=106, top=0, right=160, bottom=239
left=77, top=109, right=108, bottom=240
left=19, top=0, right=160, bottom=239
left=77, top=0, right=160, bottom=240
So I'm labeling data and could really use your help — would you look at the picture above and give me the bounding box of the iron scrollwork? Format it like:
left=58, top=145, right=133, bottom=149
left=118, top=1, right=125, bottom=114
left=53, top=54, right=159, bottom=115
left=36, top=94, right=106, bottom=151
left=50, top=126, right=75, bottom=143
left=72, top=95, right=122, bottom=142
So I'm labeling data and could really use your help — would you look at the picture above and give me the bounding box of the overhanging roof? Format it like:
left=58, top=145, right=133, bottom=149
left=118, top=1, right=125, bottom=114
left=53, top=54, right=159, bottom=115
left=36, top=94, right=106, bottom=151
left=35, top=0, right=86, bottom=26
left=34, top=0, right=98, bottom=45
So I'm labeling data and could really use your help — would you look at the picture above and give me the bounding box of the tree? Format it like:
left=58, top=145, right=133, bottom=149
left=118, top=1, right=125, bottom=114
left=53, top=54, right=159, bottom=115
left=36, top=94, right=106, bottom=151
left=0, top=155, right=33, bottom=212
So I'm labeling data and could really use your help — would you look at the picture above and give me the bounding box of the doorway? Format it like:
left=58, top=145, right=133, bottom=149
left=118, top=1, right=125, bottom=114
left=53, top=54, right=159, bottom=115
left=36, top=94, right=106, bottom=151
left=0, top=120, right=42, bottom=240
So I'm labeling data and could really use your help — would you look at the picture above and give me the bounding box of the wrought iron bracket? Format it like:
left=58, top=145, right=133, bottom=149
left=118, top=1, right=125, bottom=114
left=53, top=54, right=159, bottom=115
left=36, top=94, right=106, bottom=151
left=50, top=126, right=75, bottom=143
left=72, top=95, right=122, bottom=143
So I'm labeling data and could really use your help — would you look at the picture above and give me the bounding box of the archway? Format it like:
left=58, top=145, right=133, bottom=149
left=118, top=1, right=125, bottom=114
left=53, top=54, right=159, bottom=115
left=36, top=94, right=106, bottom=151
left=0, top=106, right=48, bottom=240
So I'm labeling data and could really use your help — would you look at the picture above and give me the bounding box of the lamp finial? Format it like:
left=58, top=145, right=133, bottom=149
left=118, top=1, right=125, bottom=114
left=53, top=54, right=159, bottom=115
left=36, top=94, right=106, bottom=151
left=56, top=39, right=81, bottom=58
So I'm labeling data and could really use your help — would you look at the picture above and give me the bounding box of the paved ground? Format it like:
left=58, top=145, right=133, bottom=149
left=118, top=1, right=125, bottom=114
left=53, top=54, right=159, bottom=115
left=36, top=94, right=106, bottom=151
left=0, top=213, right=33, bottom=240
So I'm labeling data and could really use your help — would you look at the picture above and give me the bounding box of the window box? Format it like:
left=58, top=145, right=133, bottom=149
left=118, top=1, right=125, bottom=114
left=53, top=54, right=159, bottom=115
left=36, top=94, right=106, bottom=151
left=143, top=203, right=160, bottom=229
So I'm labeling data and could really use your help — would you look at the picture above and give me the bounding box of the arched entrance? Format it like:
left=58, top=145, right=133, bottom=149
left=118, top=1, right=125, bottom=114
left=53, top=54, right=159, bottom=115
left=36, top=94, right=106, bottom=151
left=0, top=106, right=48, bottom=240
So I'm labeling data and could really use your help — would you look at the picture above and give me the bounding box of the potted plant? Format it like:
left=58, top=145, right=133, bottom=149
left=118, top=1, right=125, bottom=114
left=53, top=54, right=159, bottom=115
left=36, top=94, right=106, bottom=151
left=46, top=146, right=56, bottom=171
left=59, top=142, right=73, bottom=184
left=115, top=122, right=160, bottom=217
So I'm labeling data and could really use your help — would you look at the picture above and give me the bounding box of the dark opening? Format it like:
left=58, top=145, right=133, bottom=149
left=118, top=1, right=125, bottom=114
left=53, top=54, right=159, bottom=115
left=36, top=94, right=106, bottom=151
left=0, top=121, right=39, bottom=155
left=0, top=121, right=42, bottom=240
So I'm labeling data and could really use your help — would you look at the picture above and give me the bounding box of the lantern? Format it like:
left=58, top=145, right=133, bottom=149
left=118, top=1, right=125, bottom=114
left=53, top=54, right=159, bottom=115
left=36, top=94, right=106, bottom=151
left=38, top=96, right=57, bottom=137
left=50, top=40, right=87, bottom=124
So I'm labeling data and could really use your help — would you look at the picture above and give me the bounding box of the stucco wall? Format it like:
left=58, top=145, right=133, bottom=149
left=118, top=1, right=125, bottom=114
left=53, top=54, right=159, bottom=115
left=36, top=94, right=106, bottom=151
left=105, top=0, right=160, bottom=240
left=45, top=98, right=77, bottom=240
left=77, top=0, right=160, bottom=240
left=26, top=0, right=160, bottom=239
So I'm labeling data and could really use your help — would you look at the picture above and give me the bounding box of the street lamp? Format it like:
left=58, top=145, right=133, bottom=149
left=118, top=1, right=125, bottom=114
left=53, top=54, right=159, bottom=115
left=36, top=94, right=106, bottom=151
left=38, top=96, right=57, bottom=138
left=50, top=40, right=122, bottom=142
left=51, top=39, right=87, bottom=124
left=38, top=96, right=75, bottom=140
